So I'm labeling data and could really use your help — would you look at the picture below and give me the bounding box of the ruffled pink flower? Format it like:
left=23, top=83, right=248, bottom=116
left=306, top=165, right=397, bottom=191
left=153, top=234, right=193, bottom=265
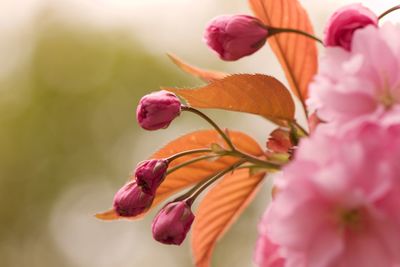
left=257, top=120, right=400, bottom=267
left=136, top=90, right=181, bottom=131
left=324, top=3, right=378, bottom=51
left=308, top=23, right=400, bottom=126
left=204, top=15, right=268, bottom=61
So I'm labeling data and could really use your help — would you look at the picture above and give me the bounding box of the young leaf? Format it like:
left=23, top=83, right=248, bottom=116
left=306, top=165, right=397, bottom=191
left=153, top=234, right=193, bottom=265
left=248, top=0, right=318, bottom=106
left=95, top=209, right=119, bottom=220
left=165, top=74, right=295, bottom=125
left=96, top=129, right=263, bottom=220
left=168, top=53, right=228, bottom=82
left=192, top=169, right=266, bottom=267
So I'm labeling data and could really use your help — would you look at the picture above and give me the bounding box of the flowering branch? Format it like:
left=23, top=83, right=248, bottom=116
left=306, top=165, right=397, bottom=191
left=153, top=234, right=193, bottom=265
left=99, top=1, right=400, bottom=266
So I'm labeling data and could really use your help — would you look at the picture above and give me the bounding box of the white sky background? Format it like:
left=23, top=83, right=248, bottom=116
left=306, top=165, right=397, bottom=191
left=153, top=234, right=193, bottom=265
left=0, top=0, right=398, bottom=88
left=1, top=1, right=399, bottom=267
left=1, top=0, right=398, bottom=132
left=0, top=0, right=399, bottom=77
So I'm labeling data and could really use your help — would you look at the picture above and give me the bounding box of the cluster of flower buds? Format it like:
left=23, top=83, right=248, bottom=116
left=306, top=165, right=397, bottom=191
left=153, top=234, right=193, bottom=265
left=113, top=86, right=280, bottom=245
left=112, top=90, right=196, bottom=245
left=113, top=158, right=168, bottom=217
left=113, top=180, right=195, bottom=245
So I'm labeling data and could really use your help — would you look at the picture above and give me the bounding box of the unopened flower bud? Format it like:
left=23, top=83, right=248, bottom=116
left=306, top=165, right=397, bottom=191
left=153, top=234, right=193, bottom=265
left=204, top=15, right=269, bottom=61
left=135, top=159, right=168, bottom=195
left=113, top=181, right=154, bottom=217
left=324, top=4, right=378, bottom=51
left=266, top=128, right=292, bottom=153
left=136, top=90, right=181, bottom=130
left=152, top=201, right=195, bottom=245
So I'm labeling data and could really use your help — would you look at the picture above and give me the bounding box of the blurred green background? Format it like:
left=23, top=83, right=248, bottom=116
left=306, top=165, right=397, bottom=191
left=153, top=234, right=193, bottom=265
left=0, top=0, right=395, bottom=266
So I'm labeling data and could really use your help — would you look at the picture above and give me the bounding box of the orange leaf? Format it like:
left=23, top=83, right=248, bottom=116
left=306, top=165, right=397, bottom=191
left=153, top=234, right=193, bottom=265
left=95, top=209, right=119, bottom=221
left=96, top=130, right=263, bottom=220
left=168, top=53, right=228, bottom=82
left=248, top=0, right=318, bottom=105
left=192, top=169, right=266, bottom=267
left=165, top=74, right=295, bottom=125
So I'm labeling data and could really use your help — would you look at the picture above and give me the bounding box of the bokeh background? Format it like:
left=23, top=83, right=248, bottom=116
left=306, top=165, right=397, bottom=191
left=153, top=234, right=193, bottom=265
left=0, top=0, right=397, bottom=266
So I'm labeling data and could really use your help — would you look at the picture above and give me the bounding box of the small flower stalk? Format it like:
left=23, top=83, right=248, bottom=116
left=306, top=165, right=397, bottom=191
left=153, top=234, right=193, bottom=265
left=136, top=90, right=181, bottom=130
left=152, top=201, right=195, bottom=245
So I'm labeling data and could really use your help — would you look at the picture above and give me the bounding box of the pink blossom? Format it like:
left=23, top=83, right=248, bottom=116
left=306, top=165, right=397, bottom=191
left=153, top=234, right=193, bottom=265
left=135, top=159, right=168, bottom=195
left=152, top=201, right=194, bottom=245
left=255, top=208, right=285, bottom=267
left=203, top=15, right=268, bottom=61
left=136, top=90, right=181, bottom=131
left=308, top=23, right=400, bottom=126
left=324, top=3, right=377, bottom=51
left=257, top=120, right=400, bottom=267
left=113, top=181, right=154, bottom=217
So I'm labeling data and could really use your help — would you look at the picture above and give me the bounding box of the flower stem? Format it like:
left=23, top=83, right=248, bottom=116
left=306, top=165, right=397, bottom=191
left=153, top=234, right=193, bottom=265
left=267, top=27, right=323, bottom=44
left=182, top=106, right=235, bottom=150
left=165, top=145, right=281, bottom=176
left=166, top=148, right=213, bottom=162
left=292, top=120, right=309, bottom=136
left=226, top=150, right=281, bottom=170
left=166, top=154, right=220, bottom=175
left=186, top=160, right=247, bottom=205
left=379, top=5, right=400, bottom=20
left=172, top=175, right=213, bottom=203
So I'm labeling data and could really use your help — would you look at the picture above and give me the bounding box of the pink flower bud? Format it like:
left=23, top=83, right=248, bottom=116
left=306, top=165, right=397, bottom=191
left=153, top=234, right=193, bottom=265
left=204, top=15, right=269, bottom=61
left=113, top=181, right=154, bottom=217
left=324, top=3, right=378, bottom=51
left=136, top=90, right=181, bottom=131
left=152, top=201, right=195, bottom=245
left=266, top=128, right=292, bottom=153
left=135, top=159, right=168, bottom=195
